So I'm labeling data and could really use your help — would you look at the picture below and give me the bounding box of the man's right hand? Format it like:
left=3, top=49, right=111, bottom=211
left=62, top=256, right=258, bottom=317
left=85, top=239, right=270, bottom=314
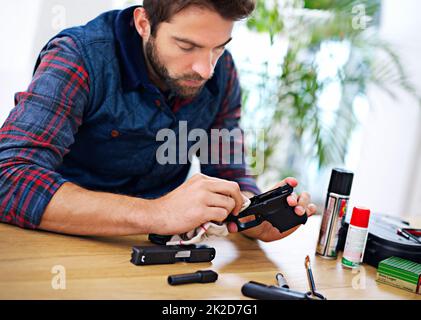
left=150, top=173, right=247, bottom=235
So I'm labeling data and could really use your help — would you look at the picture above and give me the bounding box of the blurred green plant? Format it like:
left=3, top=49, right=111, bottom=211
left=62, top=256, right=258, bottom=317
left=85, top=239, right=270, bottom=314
left=243, top=0, right=419, bottom=183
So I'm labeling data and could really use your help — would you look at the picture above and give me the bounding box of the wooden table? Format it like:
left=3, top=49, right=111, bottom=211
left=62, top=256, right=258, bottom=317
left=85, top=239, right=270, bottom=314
left=0, top=215, right=420, bottom=300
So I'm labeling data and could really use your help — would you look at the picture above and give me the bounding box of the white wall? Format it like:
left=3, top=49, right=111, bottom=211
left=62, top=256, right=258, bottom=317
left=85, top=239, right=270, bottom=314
left=0, top=0, right=113, bottom=124
left=349, top=0, right=421, bottom=218
left=0, top=0, right=41, bottom=124
left=1, top=0, right=420, bottom=219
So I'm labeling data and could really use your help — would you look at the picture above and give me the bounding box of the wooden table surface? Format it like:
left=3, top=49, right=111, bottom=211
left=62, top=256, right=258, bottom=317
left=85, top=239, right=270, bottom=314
left=0, top=215, right=420, bottom=300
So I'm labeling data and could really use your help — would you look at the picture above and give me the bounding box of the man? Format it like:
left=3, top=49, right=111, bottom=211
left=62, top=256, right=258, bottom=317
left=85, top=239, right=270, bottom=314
left=0, top=0, right=317, bottom=241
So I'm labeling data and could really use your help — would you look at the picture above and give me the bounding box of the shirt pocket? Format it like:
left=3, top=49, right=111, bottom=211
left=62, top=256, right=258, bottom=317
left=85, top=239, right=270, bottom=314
left=78, top=121, right=158, bottom=177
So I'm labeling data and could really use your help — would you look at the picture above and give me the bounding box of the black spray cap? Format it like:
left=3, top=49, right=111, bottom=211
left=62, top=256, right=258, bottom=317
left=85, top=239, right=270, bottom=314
left=328, top=168, right=354, bottom=196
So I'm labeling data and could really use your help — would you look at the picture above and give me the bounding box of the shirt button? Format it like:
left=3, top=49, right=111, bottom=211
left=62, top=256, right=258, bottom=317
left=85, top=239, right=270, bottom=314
left=155, top=99, right=161, bottom=107
left=111, top=130, right=120, bottom=138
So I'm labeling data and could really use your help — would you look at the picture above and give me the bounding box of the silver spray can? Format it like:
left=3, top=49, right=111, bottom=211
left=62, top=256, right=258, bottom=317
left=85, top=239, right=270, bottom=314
left=316, top=168, right=354, bottom=259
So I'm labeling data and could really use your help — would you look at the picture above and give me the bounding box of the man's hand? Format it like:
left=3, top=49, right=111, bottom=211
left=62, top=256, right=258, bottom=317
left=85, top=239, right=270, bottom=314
left=227, top=177, right=317, bottom=242
left=150, top=173, right=248, bottom=235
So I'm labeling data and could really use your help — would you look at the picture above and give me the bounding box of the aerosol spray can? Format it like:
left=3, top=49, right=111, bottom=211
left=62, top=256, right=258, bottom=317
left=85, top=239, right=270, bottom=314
left=342, top=207, right=371, bottom=268
left=316, top=168, right=354, bottom=259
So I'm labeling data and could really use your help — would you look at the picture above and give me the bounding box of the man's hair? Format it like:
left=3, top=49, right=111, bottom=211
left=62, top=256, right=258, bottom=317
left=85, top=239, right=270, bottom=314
left=143, top=0, right=256, bottom=35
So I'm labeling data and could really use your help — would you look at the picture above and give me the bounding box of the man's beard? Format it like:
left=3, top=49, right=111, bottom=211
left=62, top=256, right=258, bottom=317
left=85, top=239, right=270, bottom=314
left=145, top=37, right=209, bottom=99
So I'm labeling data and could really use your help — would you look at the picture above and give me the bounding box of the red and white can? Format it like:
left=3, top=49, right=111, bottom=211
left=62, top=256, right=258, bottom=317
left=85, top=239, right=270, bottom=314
left=341, top=207, right=371, bottom=268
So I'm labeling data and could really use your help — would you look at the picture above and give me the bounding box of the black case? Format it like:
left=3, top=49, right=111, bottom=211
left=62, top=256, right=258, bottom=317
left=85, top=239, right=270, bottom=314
left=337, top=213, right=421, bottom=267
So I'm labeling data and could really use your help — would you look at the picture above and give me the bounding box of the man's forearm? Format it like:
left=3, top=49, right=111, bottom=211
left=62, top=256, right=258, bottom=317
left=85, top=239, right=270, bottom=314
left=39, top=182, right=156, bottom=236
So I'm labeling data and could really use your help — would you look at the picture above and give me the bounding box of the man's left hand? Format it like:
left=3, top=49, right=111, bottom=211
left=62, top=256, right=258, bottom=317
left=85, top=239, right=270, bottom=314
left=227, top=177, right=317, bottom=242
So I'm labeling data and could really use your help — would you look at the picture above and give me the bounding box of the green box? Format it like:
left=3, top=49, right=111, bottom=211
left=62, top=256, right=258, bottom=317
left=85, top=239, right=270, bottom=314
left=376, top=256, right=421, bottom=295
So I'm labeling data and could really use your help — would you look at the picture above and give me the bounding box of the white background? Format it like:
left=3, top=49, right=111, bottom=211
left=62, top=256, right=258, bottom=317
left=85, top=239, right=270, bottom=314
left=0, top=0, right=420, bottom=218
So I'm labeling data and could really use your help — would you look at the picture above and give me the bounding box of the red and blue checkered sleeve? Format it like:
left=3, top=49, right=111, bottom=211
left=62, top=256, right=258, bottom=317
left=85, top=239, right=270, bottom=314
left=201, top=51, right=261, bottom=196
left=0, top=36, right=89, bottom=229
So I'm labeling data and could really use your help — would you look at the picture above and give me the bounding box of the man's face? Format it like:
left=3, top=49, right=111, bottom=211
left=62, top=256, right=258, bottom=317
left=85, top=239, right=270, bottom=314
left=142, top=6, right=234, bottom=99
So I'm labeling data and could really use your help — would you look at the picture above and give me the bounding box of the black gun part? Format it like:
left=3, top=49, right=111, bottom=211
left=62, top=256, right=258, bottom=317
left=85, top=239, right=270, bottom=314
left=168, top=270, right=218, bottom=285
left=131, top=245, right=216, bottom=266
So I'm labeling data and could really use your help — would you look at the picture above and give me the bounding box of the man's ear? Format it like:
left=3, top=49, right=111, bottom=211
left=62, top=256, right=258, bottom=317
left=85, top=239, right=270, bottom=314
left=133, top=7, right=151, bottom=40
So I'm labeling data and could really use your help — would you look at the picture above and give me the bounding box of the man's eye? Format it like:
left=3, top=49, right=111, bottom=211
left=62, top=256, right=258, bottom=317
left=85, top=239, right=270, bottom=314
left=179, top=46, right=194, bottom=52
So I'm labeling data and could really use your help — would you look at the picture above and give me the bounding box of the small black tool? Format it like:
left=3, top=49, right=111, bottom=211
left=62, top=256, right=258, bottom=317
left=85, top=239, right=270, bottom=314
left=242, top=257, right=327, bottom=300
left=225, top=184, right=308, bottom=233
left=400, top=228, right=421, bottom=244
left=304, top=255, right=326, bottom=300
left=131, top=245, right=215, bottom=266
left=148, top=234, right=173, bottom=245
left=168, top=270, right=218, bottom=285
left=242, top=281, right=317, bottom=300
left=275, top=272, right=290, bottom=289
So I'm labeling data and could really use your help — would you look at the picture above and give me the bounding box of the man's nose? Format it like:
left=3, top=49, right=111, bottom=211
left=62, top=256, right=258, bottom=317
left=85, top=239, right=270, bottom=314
left=191, top=53, right=215, bottom=80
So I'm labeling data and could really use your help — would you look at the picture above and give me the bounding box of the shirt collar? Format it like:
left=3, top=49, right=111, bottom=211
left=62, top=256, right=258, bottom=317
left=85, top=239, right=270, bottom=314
left=114, top=6, right=219, bottom=96
left=115, top=6, right=151, bottom=92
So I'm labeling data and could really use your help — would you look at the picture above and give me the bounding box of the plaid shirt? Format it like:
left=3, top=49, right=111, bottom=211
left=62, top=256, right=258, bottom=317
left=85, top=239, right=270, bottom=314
left=0, top=7, right=260, bottom=229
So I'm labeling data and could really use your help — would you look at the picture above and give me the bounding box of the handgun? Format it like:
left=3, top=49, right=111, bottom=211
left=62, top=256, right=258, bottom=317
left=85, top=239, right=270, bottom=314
left=225, top=184, right=308, bottom=233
